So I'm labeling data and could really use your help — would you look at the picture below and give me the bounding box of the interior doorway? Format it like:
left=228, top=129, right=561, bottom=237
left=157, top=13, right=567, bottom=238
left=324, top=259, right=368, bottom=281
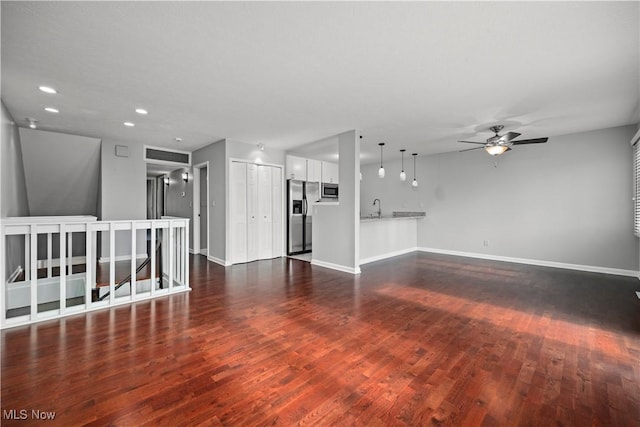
left=193, top=162, right=210, bottom=257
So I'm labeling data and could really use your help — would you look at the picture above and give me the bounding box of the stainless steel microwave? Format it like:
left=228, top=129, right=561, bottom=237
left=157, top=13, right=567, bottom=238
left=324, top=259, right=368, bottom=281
left=321, top=183, right=339, bottom=198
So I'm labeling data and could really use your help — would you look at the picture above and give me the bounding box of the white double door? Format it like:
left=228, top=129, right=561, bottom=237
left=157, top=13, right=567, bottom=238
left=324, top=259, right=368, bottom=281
left=229, top=161, right=283, bottom=264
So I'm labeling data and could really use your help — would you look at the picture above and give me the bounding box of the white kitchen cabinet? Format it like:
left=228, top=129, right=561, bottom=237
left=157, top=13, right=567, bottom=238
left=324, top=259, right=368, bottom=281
left=286, top=155, right=322, bottom=183
left=321, top=161, right=339, bottom=184
left=286, top=155, right=306, bottom=180
left=306, top=159, right=322, bottom=183
left=229, top=161, right=283, bottom=264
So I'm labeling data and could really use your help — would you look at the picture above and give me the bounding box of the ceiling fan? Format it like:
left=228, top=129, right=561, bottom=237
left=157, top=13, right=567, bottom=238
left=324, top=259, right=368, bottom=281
left=458, top=125, right=549, bottom=156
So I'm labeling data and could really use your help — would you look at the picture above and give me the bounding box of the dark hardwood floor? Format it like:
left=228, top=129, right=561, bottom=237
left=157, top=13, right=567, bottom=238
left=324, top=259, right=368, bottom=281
left=2, top=252, right=639, bottom=426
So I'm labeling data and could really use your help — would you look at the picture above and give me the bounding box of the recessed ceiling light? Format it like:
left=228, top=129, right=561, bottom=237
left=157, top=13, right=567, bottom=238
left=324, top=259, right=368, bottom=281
left=44, top=107, right=59, bottom=113
left=38, top=86, right=57, bottom=94
left=123, top=122, right=135, bottom=127
left=175, top=137, right=182, bottom=142
left=135, top=108, right=148, bottom=115
left=27, top=118, right=37, bottom=129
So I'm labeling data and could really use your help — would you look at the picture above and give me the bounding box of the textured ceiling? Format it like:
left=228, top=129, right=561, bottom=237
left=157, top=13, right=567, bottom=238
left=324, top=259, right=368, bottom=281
left=2, top=2, right=638, bottom=164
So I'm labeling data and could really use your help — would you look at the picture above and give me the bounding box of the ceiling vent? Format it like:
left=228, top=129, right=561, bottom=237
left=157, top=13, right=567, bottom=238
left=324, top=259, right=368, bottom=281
left=144, top=146, right=191, bottom=166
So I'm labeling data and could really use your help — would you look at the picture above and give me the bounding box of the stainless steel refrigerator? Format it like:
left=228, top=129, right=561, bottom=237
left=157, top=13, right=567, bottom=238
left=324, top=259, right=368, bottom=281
left=287, top=180, right=319, bottom=255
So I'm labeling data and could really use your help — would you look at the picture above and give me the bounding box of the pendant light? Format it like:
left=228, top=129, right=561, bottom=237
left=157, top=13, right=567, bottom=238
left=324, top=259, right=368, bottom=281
left=399, top=149, right=407, bottom=181
left=378, top=143, right=386, bottom=178
left=411, top=153, right=418, bottom=188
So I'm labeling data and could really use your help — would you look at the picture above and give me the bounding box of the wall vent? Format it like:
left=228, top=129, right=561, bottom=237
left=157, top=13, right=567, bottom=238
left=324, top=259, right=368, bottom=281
left=144, top=146, right=191, bottom=165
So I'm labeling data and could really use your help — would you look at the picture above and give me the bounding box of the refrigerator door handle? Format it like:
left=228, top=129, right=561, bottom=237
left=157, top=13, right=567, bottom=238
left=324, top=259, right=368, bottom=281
left=303, top=198, right=308, bottom=216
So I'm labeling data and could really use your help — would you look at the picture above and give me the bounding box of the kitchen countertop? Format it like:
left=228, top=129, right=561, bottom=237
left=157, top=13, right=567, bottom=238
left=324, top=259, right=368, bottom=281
left=360, top=211, right=426, bottom=222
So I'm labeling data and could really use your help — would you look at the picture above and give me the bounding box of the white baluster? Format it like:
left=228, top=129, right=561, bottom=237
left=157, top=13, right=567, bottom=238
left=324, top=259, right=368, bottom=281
left=47, top=233, right=52, bottom=278
left=59, top=223, right=67, bottom=314
left=85, top=225, right=92, bottom=307
left=29, top=224, right=37, bottom=320
left=131, top=222, right=137, bottom=300
left=109, top=223, right=115, bottom=304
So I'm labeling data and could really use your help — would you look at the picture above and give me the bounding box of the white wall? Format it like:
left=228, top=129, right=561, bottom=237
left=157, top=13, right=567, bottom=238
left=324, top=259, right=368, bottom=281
left=100, top=139, right=147, bottom=260
left=100, top=139, right=146, bottom=220
left=19, top=128, right=101, bottom=216
left=1, top=101, right=30, bottom=280
left=1, top=102, right=30, bottom=218
left=226, top=139, right=285, bottom=167
left=192, top=139, right=226, bottom=263
left=361, top=125, right=639, bottom=272
left=312, top=130, right=360, bottom=273
left=165, top=167, right=194, bottom=246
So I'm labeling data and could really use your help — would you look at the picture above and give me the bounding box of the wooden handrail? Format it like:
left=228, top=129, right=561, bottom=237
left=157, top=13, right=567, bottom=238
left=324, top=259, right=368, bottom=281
left=95, top=240, right=161, bottom=302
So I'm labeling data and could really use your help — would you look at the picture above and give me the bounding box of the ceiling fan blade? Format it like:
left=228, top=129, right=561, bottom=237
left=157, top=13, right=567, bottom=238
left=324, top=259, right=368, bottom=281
left=501, top=132, right=521, bottom=142
left=457, top=140, right=486, bottom=145
left=511, top=137, right=548, bottom=145
left=459, top=146, right=484, bottom=153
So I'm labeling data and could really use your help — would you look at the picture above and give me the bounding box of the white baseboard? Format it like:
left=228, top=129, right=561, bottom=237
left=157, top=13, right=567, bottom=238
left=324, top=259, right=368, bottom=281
left=418, top=247, right=639, bottom=278
left=189, top=248, right=195, bottom=254
left=37, top=255, right=87, bottom=269
left=99, top=253, right=148, bottom=263
left=200, top=249, right=208, bottom=256
left=207, top=255, right=231, bottom=266
left=8, top=265, right=23, bottom=283
left=311, top=259, right=361, bottom=275
left=360, top=247, right=418, bottom=265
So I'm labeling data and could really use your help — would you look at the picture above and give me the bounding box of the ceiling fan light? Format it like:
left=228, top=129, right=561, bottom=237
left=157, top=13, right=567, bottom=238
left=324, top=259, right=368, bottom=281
left=485, top=145, right=508, bottom=156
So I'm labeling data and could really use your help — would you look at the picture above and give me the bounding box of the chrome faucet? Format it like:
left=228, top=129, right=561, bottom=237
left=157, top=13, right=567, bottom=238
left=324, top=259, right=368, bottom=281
left=373, top=198, right=381, bottom=218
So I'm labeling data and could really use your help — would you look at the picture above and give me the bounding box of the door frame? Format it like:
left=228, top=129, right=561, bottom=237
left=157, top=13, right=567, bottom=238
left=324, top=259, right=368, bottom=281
left=192, top=162, right=210, bottom=257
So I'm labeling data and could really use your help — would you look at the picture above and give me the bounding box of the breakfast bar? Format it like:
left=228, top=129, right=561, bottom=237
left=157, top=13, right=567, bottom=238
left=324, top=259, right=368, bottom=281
left=359, top=212, right=425, bottom=264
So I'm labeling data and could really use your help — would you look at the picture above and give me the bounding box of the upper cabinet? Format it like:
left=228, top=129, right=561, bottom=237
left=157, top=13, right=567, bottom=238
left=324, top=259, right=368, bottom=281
left=321, top=161, right=339, bottom=184
left=285, top=155, right=307, bottom=181
left=307, top=159, right=322, bottom=183
left=285, top=155, right=324, bottom=183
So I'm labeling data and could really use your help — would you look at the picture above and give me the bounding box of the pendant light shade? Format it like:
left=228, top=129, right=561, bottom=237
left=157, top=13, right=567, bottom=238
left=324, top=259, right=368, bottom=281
left=378, top=143, right=386, bottom=178
left=399, top=149, right=407, bottom=181
left=411, top=153, right=418, bottom=188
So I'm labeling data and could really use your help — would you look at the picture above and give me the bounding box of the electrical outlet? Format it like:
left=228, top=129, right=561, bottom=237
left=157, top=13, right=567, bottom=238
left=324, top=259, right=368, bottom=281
left=483, top=240, right=489, bottom=247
